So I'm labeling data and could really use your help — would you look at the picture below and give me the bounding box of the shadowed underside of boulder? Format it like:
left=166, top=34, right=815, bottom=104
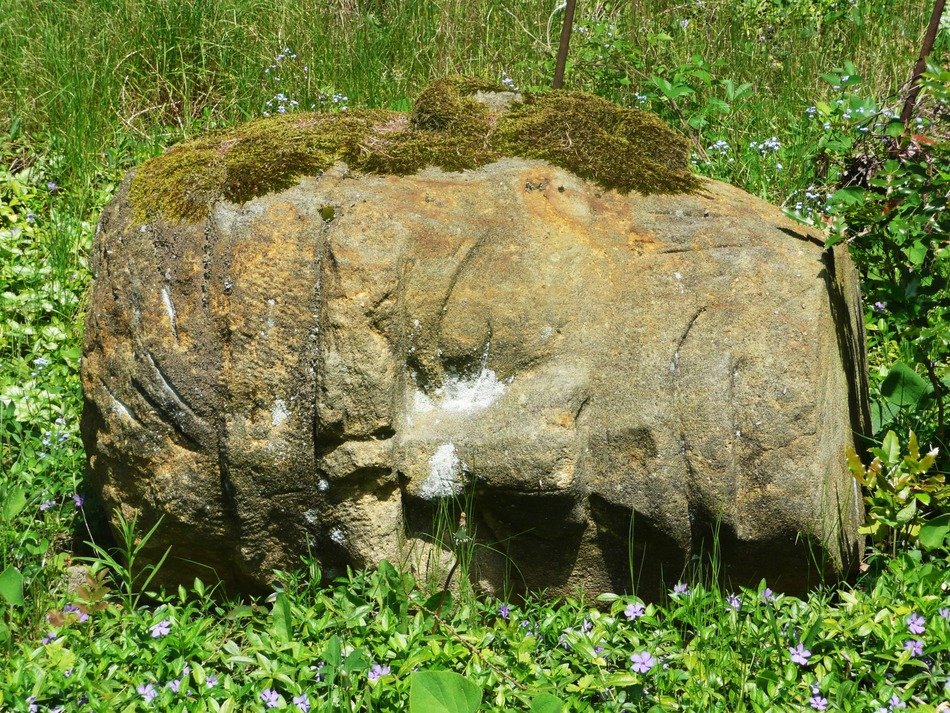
left=82, top=81, right=868, bottom=601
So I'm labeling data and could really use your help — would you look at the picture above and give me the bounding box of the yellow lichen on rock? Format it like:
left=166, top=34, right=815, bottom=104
left=130, top=76, right=699, bottom=223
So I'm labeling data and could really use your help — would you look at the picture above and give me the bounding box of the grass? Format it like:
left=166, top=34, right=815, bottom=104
left=1, top=0, right=949, bottom=710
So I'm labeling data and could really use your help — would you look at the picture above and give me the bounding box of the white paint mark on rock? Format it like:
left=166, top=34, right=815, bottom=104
left=413, top=390, right=435, bottom=413
left=271, top=398, right=290, bottom=427
left=161, top=285, right=179, bottom=340
left=435, top=369, right=507, bottom=413
left=318, top=478, right=330, bottom=492
left=420, top=443, right=466, bottom=499
left=304, top=509, right=320, bottom=526
left=330, top=527, right=346, bottom=545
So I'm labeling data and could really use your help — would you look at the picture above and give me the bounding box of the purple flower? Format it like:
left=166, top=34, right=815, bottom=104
left=498, top=604, right=510, bottom=619
left=46, top=181, right=59, bottom=193
left=73, top=493, right=84, bottom=508
left=206, top=675, right=217, bottom=688
left=27, top=696, right=37, bottom=713
left=64, top=604, right=89, bottom=623
left=149, top=619, right=171, bottom=638
left=624, top=602, right=645, bottom=620
left=137, top=683, right=158, bottom=703
left=903, top=639, right=923, bottom=656
left=761, top=587, right=775, bottom=603
left=64, top=668, right=72, bottom=678
left=872, top=301, right=887, bottom=312
left=889, top=694, right=907, bottom=709
left=906, top=613, right=925, bottom=635
left=167, top=679, right=181, bottom=693
left=42, top=631, right=57, bottom=645
left=673, top=583, right=690, bottom=595
left=40, top=499, right=57, bottom=511
left=26, top=212, right=36, bottom=224
left=939, top=608, right=949, bottom=620
left=726, top=594, right=741, bottom=611
left=368, top=664, right=391, bottom=681
left=788, top=643, right=811, bottom=666
left=581, top=617, right=593, bottom=632
left=630, top=651, right=656, bottom=673
left=260, top=688, right=280, bottom=708
left=810, top=695, right=828, bottom=711
left=293, top=693, right=311, bottom=712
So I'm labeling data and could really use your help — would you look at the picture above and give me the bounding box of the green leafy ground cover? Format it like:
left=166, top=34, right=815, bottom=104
left=0, top=0, right=948, bottom=710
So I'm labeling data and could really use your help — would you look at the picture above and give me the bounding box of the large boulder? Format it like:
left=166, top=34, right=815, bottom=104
left=81, top=81, right=869, bottom=599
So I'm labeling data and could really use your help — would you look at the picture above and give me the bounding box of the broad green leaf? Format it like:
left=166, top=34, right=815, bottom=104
left=831, top=187, right=865, bottom=206
left=409, top=670, right=482, bottom=713
left=271, top=592, right=292, bottom=643
left=1, top=487, right=26, bottom=521
left=918, top=514, right=950, bottom=549
left=895, top=499, right=917, bottom=524
left=881, top=431, right=901, bottom=465
left=325, top=635, right=342, bottom=667
left=342, top=649, right=367, bottom=675
left=530, top=693, right=564, bottom=713
left=0, top=566, right=24, bottom=606
left=881, top=364, right=931, bottom=408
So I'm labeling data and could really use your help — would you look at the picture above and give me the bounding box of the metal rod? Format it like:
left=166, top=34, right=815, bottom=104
left=899, top=0, right=946, bottom=126
left=552, top=0, right=578, bottom=90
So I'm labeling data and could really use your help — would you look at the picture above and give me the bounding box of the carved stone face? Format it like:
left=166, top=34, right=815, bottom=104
left=82, top=159, right=866, bottom=599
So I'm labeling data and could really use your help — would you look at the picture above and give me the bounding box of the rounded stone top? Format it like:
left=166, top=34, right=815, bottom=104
left=129, top=76, right=699, bottom=223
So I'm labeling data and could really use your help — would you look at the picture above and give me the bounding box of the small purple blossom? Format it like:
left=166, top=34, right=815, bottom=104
left=673, top=583, right=690, bottom=595
left=64, top=668, right=73, bottom=678
left=906, top=613, right=925, bottom=635
left=368, top=664, right=391, bottom=682
left=46, top=181, right=59, bottom=193
left=788, top=643, right=811, bottom=666
left=889, top=694, right=907, bottom=709
left=42, top=631, right=57, bottom=645
left=64, top=604, right=88, bottom=623
left=206, top=675, right=218, bottom=688
left=73, top=493, right=84, bottom=508
left=630, top=651, right=656, bottom=673
left=40, top=499, right=57, bottom=511
left=498, top=603, right=510, bottom=619
left=810, top=695, right=828, bottom=711
left=167, top=679, right=181, bottom=693
left=726, top=593, right=741, bottom=611
left=27, top=696, right=37, bottom=713
left=761, top=587, right=775, bottom=603
left=260, top=688, right=280, bottom=708
left=624, top=602, right=645, bottom=620
left=939, top=608, right=949, bottom=620
left=581, top=617, right=593, bottom=632
left=26, top=212, right=36, bottom=224
left=149, top=619, right=171, bottom=638
left=872, top=301, right=887, bottom=312
left=293, top=693, right=311, bottom=712
left=903, top=639, right=923, bottom=657
left=137, top=683, right=158, bottom=703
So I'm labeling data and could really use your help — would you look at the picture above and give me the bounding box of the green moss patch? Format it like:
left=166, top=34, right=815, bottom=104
left=130, top=77, right=699, bottom=223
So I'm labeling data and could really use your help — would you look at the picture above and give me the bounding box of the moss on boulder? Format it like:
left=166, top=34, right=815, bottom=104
left=130, top=76, right=699, bottom=223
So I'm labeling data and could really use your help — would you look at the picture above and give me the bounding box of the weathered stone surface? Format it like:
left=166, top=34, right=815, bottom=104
left=82, top=157, right=869, bottom=600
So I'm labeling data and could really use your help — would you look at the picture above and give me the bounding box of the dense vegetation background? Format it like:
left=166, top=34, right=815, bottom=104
left=0, top=1, right=947, bottom=710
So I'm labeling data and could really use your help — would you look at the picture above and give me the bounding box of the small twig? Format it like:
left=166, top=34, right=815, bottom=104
left=552, top=0, right=578, bottom=89
left=421, top=602, right=528, bottom=691
left=433, top=556, right=460, bottom=620
left=898, top=0, right=946, bottom=126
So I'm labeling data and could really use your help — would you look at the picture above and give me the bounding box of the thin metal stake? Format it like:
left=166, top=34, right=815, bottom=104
left=552, top=0, right=578, bottom=90
left=899, top=0, right=946, bottom=126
